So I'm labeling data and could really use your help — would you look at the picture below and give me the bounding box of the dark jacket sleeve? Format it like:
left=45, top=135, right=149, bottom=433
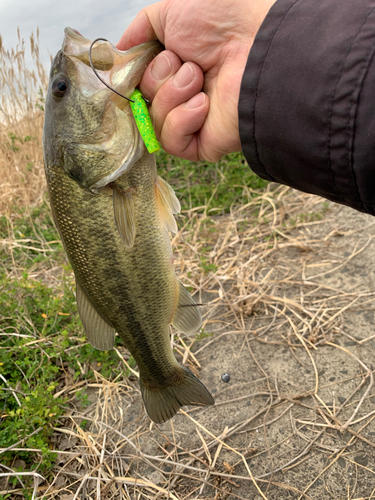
left=239, top=0, right=375, bottom=215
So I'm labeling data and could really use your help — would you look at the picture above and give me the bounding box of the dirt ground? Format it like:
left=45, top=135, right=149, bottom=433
left=45, top=189, right=375, bottom=500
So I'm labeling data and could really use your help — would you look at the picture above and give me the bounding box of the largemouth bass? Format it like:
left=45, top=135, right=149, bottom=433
left=43, top=28, right=214, bottom=423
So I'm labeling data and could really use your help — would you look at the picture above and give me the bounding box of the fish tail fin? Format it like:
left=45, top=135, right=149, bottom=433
left=140, top=366, right=214, bottom=424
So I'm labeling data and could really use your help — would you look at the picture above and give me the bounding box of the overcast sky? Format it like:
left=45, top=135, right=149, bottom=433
left=0, top=0, right=155, bottom=66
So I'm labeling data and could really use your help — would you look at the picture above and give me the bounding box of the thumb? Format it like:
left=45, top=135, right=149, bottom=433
left=117, top=3, right=165, bottom=50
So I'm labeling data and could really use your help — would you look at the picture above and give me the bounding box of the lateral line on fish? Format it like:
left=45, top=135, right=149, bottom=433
left=178, top=303, right=205, bottom=307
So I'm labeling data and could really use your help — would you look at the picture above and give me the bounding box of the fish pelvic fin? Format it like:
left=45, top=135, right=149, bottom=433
left=76, top=281, right=115, bottom=351
left=155, top=176, right=181, bottom=234
left=171, top=280, right=202, bottom=335
left=140, top=366, right=214, bottom=424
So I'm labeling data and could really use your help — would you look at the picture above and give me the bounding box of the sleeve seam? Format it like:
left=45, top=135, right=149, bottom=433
left=346, top=25, right=375, bottom=211
left=252, top=0, right=301, bottom=182
left=327, top=4, right=375, bottom=209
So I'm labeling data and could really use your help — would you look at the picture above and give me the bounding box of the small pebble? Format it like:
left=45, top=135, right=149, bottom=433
left=354, top=454, right=368, bottom=466
left=221, top=373, right=230, bottom=383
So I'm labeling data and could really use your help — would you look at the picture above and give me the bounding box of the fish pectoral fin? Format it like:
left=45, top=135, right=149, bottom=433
left=156, top=176, right=181, bottom=214
left=113, top=184, right=136, bottom=248
left=171, top=280, right=202, bottom=335
left=76, top=281, right=115, bottom=351
left=155, top=176, right=181, bottom=234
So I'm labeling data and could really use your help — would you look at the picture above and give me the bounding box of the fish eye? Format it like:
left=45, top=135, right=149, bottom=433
left=52, top=77, right=69, bottom=98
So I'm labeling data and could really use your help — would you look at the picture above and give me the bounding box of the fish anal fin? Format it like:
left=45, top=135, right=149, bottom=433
left=155, top=176, right=181, bottom=234
left=171, top=280, right=202, bottom=335
left=76, top=281, right=115, bottom=351
left=113, top=184, right=136, bottom=248
left=141, top=365, right=214, bottom=424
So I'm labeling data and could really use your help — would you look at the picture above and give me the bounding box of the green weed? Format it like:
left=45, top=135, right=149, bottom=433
left=156, top=150, right=268, bottom=213
left=195, top=329, right=213, bottom=341
left=199, top=257, right=218, bottom=274
left=6, top=133, right=37, bottom=153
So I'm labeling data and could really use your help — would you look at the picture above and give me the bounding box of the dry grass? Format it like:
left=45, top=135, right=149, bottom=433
left=1, top=30, right=375, bottom=500
left=3, top=186, right=375, bottom=499
left=0, top=29, right=47, bottom=214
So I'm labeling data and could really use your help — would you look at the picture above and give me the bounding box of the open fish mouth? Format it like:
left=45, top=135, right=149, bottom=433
left=62, top=27, right=163, bottom=105
left=63, top=27, right=93, bottom=56
left=68, top=28, right=84, bottom=37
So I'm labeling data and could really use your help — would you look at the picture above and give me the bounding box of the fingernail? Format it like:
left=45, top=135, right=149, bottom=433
left=185, top=92, right=206, bottom=109
left=151, top=54, right=172, bottom=80
left=173, top=63, right=194, bottom=88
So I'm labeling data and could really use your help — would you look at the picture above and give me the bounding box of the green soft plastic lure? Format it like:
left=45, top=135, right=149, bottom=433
left=130, top=89, right=160, bottom=154
left=88, top=38, right=160, bottom=154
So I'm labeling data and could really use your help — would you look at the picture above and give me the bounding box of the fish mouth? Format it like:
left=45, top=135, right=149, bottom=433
left=68, top=28, right=84, bottom=37
left=62, top=27, right=163, bottom=98
left=58, top=28, right=163, bottom=188
left=63, top=27, right=93, bottom=56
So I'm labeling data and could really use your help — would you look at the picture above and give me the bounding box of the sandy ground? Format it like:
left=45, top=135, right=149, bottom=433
left=44, top=192, right=375, bottom=499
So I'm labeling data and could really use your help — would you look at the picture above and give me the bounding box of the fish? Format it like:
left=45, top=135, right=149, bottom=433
left=42, top=28, right=214, bottom=424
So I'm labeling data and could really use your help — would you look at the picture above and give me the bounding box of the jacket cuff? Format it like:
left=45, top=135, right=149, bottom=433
left=239, top=0, right=375, bottom=214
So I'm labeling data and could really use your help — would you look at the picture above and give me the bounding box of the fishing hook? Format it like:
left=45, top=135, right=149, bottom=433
left=89, top=37, right=135, bottom=103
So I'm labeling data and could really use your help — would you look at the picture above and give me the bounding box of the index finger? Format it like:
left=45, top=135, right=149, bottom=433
left=117, top=2, right=165, bottom=50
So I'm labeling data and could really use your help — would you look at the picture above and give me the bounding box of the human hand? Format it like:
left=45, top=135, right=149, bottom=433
left=118, top=0, right=276, bottom=162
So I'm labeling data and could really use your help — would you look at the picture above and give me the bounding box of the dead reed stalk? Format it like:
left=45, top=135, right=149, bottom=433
left=0, top=29, right=48, bottom=214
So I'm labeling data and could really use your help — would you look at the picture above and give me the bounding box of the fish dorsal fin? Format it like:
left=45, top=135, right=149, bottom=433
left=155, top=176, right=181, bottom=234
left=113, top=184, right=136, bottom=248
left=171, top=280, right=202, bottom=335
left=76, top=281, right=115, bottom=351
